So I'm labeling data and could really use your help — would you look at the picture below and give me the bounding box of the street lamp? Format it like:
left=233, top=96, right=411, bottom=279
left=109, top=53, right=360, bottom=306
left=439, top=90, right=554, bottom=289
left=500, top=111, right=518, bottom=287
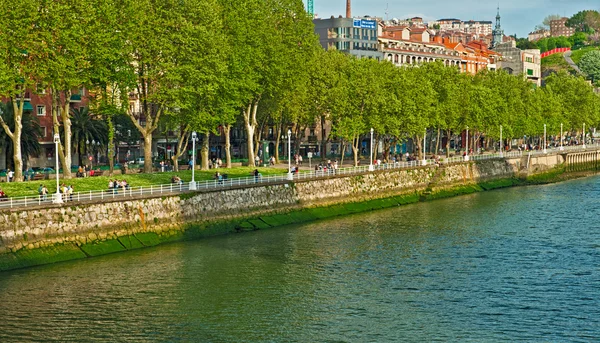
left=53, top=134, right=63, bottom=204
left=190, top=131, right=197, bottom=190
left=465, top=126, right=470, bottom=161
left=560, top=123, right=564, bottom=151
left=583, top=123, right=587, bottom=149
left=287, top=129, right=293, bottom=180
left=369, top=128, right=374, bottom=171
left=422, top=129, right=427, bottom=166
left=543, top=124, right=547, bottom=153
left=499, top=125, right=503, bottom=157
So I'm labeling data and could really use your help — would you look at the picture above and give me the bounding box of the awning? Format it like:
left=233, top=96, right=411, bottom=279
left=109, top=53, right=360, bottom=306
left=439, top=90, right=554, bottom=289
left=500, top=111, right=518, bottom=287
left=70, top=94, right=82, bottom=102
left=22, top=101, right=33, bottom=111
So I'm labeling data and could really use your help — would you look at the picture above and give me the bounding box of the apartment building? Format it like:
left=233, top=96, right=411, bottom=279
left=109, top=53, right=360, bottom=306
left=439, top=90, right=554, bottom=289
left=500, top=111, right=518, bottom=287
left=550, top=18, right=575, bottom=37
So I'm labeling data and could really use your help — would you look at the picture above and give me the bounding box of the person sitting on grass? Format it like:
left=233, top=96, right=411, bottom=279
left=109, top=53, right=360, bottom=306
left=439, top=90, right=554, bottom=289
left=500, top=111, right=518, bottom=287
left=0, top=187, right=7, bottom=200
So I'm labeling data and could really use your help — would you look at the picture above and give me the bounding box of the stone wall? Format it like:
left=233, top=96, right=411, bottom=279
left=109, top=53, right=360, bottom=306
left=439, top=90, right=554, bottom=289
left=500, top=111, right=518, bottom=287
left=0, top=158, right=567, bottom=271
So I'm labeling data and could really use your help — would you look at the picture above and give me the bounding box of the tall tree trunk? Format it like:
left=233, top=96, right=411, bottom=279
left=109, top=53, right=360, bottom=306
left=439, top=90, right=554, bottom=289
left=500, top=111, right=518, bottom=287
left=171, top=128, right=190, bottom=172
left=254, top=118, right=266, bottom=158
left=320, top=114, right=327, bottom=161
left=382, top=136, right=392, bottom=163
left=201, top=131, right=210, bottom=170
left=224, top=124, right=232, bottom=168
left=0, top=100, right=24, bottom=181
left=50, top=90, right=73, bottom=179
left=352, top=135, right=359, bottom=167
left=274, top=122, right=282, bottom=164
left=340, top=139, right=346, bottom=167
left=435, top=127, right=441, bottom=155
left=415, top=134, right=423, bottom=160
left=59, top=92, right=73, bottom=179
left=143, top=134, right=153, bottom=173
left=446, top=129, right=452, bottom=158
left=107, top=114, right=115, bottom=175
left=243, top=97, right=260, bottom=167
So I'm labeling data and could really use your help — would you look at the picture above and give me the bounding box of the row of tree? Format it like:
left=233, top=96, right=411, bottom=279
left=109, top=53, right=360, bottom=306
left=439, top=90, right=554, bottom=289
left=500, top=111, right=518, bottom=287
left=1, top=1, right=599, bottom=181
left=0, top=0, right=319, bottom=180
left=310, top=53, right=600, bottom=165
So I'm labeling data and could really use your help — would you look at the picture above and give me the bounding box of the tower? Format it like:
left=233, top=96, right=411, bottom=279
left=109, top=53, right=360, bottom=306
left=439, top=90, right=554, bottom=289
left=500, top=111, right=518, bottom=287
left=491, top=6, right=504, bottom=48
left=307, top=0, right=314, bottom=16
left=346, top=0, right=351, bottom=18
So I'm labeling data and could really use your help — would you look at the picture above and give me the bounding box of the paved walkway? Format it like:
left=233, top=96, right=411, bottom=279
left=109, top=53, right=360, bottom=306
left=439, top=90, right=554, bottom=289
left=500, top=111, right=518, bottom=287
left=563, top=51, right=584, bottom=75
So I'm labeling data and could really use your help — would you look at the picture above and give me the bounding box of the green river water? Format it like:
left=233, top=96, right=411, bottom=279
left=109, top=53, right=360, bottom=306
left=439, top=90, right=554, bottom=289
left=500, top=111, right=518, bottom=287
left=0, top=176, right=599, bottom=342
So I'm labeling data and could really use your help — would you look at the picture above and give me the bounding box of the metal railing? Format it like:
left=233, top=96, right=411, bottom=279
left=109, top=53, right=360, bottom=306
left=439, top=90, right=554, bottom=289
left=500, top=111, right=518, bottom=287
left=1, top=143, right=598, bottom=210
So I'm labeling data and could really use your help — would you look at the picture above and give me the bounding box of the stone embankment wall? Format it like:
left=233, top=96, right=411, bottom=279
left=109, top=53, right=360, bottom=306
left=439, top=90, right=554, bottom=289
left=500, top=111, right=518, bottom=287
left=0, top=157, right=570, bottom=271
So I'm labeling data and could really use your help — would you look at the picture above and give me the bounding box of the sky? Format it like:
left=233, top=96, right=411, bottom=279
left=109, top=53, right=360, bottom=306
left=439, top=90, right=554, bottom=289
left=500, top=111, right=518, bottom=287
left=312, top=0, right=600, bottom=37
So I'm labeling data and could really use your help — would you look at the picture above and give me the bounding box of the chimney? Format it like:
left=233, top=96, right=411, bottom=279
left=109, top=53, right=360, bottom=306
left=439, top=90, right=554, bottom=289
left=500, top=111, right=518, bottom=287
left=346, top=0, right=351, bottom=18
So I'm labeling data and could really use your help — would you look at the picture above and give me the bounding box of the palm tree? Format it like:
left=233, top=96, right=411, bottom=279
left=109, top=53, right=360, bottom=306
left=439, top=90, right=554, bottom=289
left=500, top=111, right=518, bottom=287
left=0, top=102, right=42, bottom=171
left=70, top=107, right=108, bottom=166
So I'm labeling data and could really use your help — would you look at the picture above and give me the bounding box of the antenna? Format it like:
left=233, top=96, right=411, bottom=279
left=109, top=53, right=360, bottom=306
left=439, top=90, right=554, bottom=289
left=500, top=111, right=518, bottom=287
left=385, top=3, right=389, bottom=21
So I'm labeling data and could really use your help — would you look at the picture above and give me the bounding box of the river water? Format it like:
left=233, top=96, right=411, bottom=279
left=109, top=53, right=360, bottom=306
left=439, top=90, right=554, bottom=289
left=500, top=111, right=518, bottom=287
left=1, top=177, right=599, bottom=342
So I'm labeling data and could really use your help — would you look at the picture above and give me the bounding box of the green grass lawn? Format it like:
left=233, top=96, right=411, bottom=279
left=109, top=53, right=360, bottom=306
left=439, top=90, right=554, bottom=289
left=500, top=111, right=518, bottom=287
left=570, top=46, right=599, bottom=65
left=0, top=166, right=288, bottom=198
left=541, top=53, right=570, bottom=69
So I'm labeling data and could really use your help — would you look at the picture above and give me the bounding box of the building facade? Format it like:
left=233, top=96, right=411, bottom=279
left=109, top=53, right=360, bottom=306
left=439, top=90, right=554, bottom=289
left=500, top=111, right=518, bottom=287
left=313, top=16, right=382, bottom=60
left=528, top=29, right=550, bottom=41
left=1, top=89, right=90, bottom=170
left=493, top=41, right=541, bottom=86
left=550, top=18, right=575, bottom=37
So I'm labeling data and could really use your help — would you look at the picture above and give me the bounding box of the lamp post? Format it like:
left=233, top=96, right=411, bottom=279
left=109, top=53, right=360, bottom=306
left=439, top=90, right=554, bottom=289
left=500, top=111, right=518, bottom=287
left=369, top=128, right=374, bottom=171
left=543, top=124, right=547, bottom=153
left=499, top=125, right=503, bottom=157
left=583, top=123, right=586, bottom=149
left=53, top=134, right=63, bottom=204
left=465, top=126, right=469, bottom=161
left=287, top=129, right=293, bottom=180
left=422, top=129, right=427, bottom=166
left=91, top=140, right=96, bottom=170
left=560, top=123, right=564, bottom=151
left=190, top=131, right=197, bottom=190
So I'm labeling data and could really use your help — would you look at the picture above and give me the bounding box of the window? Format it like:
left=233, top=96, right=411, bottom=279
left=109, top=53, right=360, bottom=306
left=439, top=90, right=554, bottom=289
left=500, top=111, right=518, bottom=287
left=525, top=56, right=533, bottom=63
left=37, top=105, right=46, bottom=116
left=527, top=69, right=534, bottom=76
left=40, top=126, right=47, bottom=138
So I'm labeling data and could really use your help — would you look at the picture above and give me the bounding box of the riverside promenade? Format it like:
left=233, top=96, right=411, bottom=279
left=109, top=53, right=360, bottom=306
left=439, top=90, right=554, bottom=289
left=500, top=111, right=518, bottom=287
left=0, top=144, right=596, bottom=212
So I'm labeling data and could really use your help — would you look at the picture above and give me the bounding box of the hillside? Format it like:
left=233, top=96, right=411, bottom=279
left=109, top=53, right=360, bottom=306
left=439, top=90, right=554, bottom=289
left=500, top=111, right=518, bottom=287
left=541, top=46, right=600, bottom=79
left=541, top=52, right=575, bottom=77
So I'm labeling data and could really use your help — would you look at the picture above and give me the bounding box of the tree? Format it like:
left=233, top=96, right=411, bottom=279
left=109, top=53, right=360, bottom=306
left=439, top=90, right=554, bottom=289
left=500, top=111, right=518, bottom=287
left=70, top=107, right=107, bottom=167
left=0, top=103, right=42, bottom=171
left=567, top=10, right=600, bottom=33
left=547, top=37, right=557, bottom=51
left=218, top=0, right=317, bottom=167
left=0, top=0, right=44, bottom=181
left=516, top=38, right=538, bottom=50
left=32, top=0, right=99, bottom=179
left=116, top=0, right=225, bottom=173
left=569, top=32, right=589, bottom=49
left=579, top=50, right=600, bottom=84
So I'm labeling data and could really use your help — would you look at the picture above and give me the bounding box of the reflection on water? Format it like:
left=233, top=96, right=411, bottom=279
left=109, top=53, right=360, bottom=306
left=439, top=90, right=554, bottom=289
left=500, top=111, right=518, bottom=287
left=1, top=177, right=599, bottom=342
